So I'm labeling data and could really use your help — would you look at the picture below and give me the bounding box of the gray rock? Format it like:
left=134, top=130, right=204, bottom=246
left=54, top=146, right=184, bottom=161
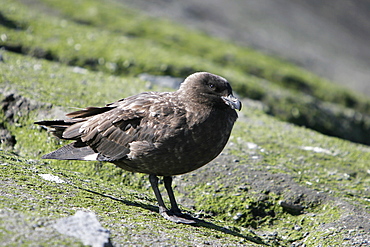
left=53, top=211, right=112, bottom=247
left=139, top=73, right=183, bottom=89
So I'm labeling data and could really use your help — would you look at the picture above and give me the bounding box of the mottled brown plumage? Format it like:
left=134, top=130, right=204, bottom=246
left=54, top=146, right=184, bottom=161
left=35, top=72, right=241, bottom=223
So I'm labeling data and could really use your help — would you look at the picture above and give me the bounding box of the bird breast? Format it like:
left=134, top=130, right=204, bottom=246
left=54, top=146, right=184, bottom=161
left=114, top=106, right=237, bottom=176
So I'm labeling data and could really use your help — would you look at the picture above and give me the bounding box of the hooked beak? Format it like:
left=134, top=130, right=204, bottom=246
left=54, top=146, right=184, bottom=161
left=222, top=94, right=242, bottom=111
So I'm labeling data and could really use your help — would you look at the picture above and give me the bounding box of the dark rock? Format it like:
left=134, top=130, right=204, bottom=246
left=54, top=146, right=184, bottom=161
left=1, top=92, right=41, bottom=124
left=279, top=200, right=304, bottom=215
left=0, top=123, right=16, bottom=148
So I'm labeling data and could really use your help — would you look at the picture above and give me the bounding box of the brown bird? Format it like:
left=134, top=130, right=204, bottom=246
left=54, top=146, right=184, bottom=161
left=35, top=72, right=241, bottom=224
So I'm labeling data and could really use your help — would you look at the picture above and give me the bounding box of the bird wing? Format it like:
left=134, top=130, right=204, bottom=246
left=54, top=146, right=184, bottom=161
left=62, top=92, right=185, bottom=161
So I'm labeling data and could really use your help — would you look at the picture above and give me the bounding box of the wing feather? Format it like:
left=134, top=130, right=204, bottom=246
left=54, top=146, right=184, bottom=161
left=66, top=106, right=114, bottom=118
left=62, top=122, right=84, bottom=139
left=38, top=92, right=185, bottom=162
left=74, top=93, right=162, bottom=160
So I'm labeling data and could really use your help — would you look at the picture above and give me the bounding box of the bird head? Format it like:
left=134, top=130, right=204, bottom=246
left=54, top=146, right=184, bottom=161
left=179, top=72, right=242, bottom=111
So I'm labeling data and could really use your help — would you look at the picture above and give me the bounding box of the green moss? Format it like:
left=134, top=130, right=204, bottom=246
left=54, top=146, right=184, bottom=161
left=0, top=53, right=147, bottom=108
left=2, top=0, right=370, bottom=115
left=193, top=186, right=283, bottom=228
left=231, top=107, right=370, bottom=206
left=2, top=0, right=370, bottom=146
left=0, top=150, right=266, bottom=246
left=262, top=203, right=343, bottom=245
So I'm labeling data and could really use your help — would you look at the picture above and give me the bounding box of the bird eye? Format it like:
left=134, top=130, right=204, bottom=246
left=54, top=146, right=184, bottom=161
left=208, top=83, right=215, bottom=89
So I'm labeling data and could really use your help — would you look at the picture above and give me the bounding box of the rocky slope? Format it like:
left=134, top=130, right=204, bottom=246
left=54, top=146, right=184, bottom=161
left=123, top=0, right=370, bottom=96
left=1, top=0, right=370, bottom=246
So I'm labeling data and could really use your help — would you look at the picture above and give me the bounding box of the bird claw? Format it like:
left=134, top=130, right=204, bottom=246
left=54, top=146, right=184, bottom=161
left=160, top=208, right=197, bottom=224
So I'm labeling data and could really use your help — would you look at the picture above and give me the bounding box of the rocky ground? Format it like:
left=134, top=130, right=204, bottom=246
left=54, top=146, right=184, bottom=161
left=1, top=0, right=370, bottom=246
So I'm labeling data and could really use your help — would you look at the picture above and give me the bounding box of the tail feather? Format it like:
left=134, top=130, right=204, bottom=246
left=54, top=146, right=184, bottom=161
left=42, top=141, right=98, bottom=161
left=34, top=120, right=75, bottom=127
left=36, top=106, right=117, bottom=161
left=35, top=120, right=77, bottom=139
left=66, top=106, right=114, bottom=118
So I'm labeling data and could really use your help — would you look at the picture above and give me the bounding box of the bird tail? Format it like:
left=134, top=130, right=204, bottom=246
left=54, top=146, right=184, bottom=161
left=42, top=141, right=98, bottom=161
left=34, top=120, right=77, bottom=139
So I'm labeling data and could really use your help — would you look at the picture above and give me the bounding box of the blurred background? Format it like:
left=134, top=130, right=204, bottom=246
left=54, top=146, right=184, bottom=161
left=124, top=0, right=370, bottom=96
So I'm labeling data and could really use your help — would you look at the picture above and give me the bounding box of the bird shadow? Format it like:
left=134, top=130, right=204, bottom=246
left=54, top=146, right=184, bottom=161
left=75, top=185, right=268, bottom=246
left=74, top=185, right=159, bottom=213
left=190, top=218, right=267, bottom=246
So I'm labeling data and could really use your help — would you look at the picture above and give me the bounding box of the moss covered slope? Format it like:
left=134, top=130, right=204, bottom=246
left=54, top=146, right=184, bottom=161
left=1, top=0, right=370, bottom=246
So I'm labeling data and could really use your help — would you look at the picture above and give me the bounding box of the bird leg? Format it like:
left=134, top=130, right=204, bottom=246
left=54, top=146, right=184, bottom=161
left=163, top=176, right=181, bottom=214
left=149, top=174, right=167, bottom=215
left=149, top=174, right=196, bottom=224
